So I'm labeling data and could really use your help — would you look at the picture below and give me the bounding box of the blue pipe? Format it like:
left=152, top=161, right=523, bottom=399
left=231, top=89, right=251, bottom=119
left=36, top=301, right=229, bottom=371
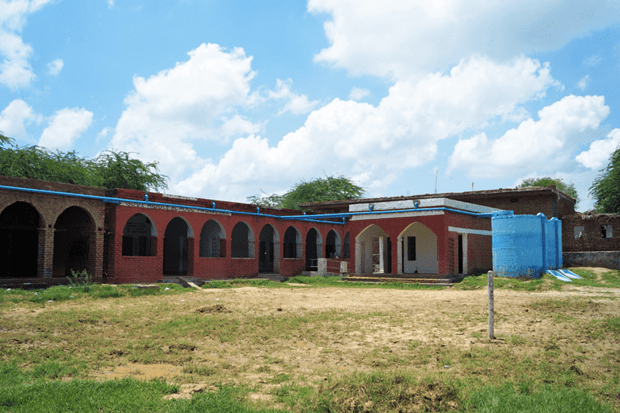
left=0, top=184, right=343, bottom=224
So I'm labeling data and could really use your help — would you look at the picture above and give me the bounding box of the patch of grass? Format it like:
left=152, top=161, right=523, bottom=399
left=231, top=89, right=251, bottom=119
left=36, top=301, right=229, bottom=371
left=454, top=273, right=566, bottom=291
left=0, top=362, right=277, bottom=413
left=466, top=383, right=614, bottom=413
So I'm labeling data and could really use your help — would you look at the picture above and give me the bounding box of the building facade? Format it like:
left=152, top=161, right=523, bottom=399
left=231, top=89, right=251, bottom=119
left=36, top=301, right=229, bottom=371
left=0, top=176, right=499, bottom=284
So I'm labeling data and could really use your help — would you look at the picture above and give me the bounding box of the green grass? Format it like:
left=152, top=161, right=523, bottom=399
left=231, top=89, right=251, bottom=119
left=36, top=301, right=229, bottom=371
left=0, top=363, right=280, bottom=413
left=0, top=283, right=187, bottom=304
left=454, top=268, right=620, bottom=291
left=466, top=383, right=614, bottom=413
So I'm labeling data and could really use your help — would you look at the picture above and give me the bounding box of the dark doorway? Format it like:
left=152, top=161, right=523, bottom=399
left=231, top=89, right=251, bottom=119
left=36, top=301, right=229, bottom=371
left=258, top=225, right=275, bottom=273
left=53, top=206, right=93, bottom=277
left=458, top=234, right=464, bottom=275
left=306, top=228, right=319, bottom=271
left=200, top=219, right=225, bottom=258
left=0, top=202, right=40, bottom=278
left=163, top=217, right=189, bottom=275
left=122, top=214, right=153, bottom=256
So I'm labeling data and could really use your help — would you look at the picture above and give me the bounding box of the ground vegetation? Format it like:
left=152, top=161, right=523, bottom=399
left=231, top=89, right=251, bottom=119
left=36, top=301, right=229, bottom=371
left=1, top=269, right=619, bottom=412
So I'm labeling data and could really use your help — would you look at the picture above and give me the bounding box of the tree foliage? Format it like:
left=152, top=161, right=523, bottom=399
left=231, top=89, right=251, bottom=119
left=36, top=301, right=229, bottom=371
left=248, top=175, right=365, bottom=210
left=0, top=132, right=168, bottom=191
left=518, top=176, right=579, bottom=207
left=589, top=147, right=620, bottom=213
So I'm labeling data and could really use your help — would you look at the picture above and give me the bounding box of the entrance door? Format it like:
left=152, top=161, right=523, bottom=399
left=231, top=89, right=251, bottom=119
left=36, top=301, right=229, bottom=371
left=259, top=225, right=275, bottom=273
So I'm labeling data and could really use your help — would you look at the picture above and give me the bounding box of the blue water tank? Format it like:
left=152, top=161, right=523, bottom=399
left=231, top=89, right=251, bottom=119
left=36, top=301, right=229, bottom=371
left=554, top=218, right=563, bottom=269
left=545, top=218, right=556, bottom=270
left=492, top=211, right=544, bottom=278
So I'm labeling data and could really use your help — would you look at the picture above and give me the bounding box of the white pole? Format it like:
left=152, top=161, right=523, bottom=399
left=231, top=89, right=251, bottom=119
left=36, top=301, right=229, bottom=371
left=488, top=270, right=494, bottom=339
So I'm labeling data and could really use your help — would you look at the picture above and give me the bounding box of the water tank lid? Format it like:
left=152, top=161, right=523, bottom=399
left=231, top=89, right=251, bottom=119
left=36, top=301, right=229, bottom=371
left=492, top=210, right=514, bottom=217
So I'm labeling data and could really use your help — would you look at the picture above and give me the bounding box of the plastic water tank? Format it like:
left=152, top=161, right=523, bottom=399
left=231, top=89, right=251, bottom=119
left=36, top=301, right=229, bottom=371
left=492, top=211, right=544, bottom=278
left=546, top=218, right=557, bottom=270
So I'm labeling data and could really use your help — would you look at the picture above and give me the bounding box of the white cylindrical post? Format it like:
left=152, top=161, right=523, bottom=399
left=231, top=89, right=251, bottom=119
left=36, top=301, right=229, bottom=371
left=488, top=270, right=494, bottom=339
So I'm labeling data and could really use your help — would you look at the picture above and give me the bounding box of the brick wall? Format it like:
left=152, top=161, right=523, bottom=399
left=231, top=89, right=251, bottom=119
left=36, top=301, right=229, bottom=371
left=0, top=177, right=106, bottom=280
left=562, top=214, right=620, bottom=252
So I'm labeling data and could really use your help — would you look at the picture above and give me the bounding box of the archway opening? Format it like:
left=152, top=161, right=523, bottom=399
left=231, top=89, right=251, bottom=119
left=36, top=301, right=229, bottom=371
left=398, top=223, right=438, bottom=275
left=200, top=220, right=226, bottom=258
left=163, top=217, right=190, bottom=275
left=53, top=206, right=94, bottom=277
left=283, top=226, right=302, bottom=259
left=326, top=230, right=341, bottom=258
left=259, top=225, right=279, bottom=273
left=122, top=214, right=155, bottom=256
left=0, top=202, right=40, bottom=278
left=356, top=224, right=390, bottom=274
left=231, top=222, right=254, bottom=258
left=305, top=228, right=322, bottom=271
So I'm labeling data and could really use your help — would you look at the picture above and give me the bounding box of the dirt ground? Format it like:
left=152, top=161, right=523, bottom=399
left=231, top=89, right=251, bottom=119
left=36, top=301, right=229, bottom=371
left=76, top=278, right=619, bottom=400
left=3, top=270, right=619, bottom=409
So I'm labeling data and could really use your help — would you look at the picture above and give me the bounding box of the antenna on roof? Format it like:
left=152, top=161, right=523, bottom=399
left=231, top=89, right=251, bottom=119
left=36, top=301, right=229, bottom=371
left=472, top=182, right=474, bottom=192
left=435, top=168, right=438, bottom=194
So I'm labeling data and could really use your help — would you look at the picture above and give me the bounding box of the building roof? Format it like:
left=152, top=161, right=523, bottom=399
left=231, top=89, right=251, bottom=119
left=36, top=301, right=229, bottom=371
left=299, top=185, right=576, bottom=208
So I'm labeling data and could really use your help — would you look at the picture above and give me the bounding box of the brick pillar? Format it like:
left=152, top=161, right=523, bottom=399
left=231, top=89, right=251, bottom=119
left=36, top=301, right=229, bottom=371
left=187, top=237, right=195, bottom=276
left=40, top=227, right=55, bottom=278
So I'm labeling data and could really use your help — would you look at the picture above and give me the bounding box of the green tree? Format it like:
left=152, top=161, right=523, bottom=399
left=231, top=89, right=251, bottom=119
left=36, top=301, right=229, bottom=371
left=248, top=175, right=365, bottom=210
left=589, top=147, right=620, bottom=213
left=518, top=177, right=579, bottom=207
left=0, top=133, right=167, bottom=191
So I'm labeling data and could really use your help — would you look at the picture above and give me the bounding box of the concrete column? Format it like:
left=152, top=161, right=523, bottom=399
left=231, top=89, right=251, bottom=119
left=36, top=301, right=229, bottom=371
left=318, top=258, right=327, bottom=274
left=397, top=236, right=403, bottom=275
left=355, top=240, right=363, bottom=275
left=378, top=236, right=384, bottom=273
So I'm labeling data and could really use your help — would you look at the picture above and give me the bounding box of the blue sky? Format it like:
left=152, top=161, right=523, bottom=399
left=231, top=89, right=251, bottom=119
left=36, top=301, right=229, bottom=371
left=1, top=0, right=620, bottom=211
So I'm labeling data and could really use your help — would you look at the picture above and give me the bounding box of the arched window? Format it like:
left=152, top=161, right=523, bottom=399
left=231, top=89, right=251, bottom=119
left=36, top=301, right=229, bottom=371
left=231, top=222, right=254, bottom=258
left=326, top=230, right=341, bottom=258
left=343, top=232, right=351, bottom=259
left=199, top=220, right=226, bottom=257
left=283, top=226, right=302, bottom=259
left=122, top=214, right=155, bottom=256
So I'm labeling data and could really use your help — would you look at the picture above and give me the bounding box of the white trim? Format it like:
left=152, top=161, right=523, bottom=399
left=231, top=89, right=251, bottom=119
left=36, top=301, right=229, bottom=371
left=350, top=211, right=444, bottom=221
left=420, top=198, right=500, bottom=214
left=448, top=226, right=492, bottom=236
left=120, top=201, right=231, bottom=216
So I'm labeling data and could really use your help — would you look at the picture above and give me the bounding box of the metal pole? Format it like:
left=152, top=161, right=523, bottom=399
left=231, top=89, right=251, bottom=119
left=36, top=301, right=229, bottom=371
left=488, top=270, right=494, bottom=339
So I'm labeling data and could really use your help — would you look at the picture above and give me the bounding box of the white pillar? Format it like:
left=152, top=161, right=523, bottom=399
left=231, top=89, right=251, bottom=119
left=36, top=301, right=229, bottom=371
left=378, top=236, right=384, bottom=273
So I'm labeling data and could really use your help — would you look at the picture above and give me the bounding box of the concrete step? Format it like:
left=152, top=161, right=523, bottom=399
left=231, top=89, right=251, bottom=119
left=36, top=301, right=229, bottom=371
left=343, top=275, right=455, bottom=286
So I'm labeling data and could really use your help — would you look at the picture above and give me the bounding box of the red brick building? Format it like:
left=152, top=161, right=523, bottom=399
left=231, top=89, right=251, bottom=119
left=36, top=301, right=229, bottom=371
left=0, top=176, right=501, bottom=285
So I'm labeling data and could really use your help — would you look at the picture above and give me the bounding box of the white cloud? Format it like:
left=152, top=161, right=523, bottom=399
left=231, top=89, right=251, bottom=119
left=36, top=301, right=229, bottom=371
left=576, top=128, right=620, bottom=169
left=448, top=95, right=610, bottom=177
left=0, top=99, right=41, bottom=139
left=107, top=0, right=114, bottom=9
left=349, top=87, right=370, bottom=100
left=583, top=55, right=602, bottom=67
left=39, top=108, right=93, bottom=151
left=268, top=79, right=318, bottom=115
left=111, top=43, right=260, bottom=179
left=577, top=75, right=589, bottom=91
left=0, top=0, right=53, bottom=89
left=47, top=58, right=63, bottom=75
left=175, top=55, right=557, bottom=200
left=309, top=0, right=620, bottom=79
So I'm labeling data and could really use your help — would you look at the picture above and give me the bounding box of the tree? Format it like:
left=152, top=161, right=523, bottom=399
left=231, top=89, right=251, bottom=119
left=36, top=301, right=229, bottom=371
left=0, top=133, right=168, bottom=191
left=518, top=177, right=579, bottom=207
left=248, top=175, right=365, bottom=210
left=590, top=147, right=620, bottom=213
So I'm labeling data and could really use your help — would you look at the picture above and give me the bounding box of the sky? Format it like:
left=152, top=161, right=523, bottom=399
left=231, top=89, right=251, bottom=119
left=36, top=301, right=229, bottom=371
left=1, top=0, right=620, bottom=211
